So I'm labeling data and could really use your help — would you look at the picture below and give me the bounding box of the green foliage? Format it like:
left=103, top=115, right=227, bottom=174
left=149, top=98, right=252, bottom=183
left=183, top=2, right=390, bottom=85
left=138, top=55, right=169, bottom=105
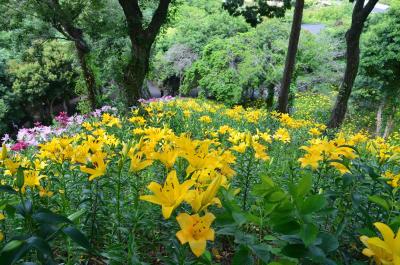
left=351, top=4, right=400, bottom=134
left=0, top=188, right=91, bottom=264
left=151, top=1, right=250, bottom=92
left=0, top=40, right=78, bottom=131
left=180, top=18, right=338, bottom=106
left=362, top=5, right=400, bottom=97
left=155, top=3, right=250, bottom=54
left=179, top=18, right=288, bottom=105
left=222, top=0, right=291, bottom=27
left=182, top=31, right=267, bottom=105
left=302, top=2, right=353, bottom=26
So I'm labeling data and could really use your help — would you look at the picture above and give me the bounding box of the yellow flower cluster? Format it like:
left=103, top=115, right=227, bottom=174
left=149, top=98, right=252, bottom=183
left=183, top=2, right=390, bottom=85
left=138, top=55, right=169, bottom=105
left=1, top=98, right=399, bottom=260
left=298, top=133, right=367, bottom=174
left=271, top=112, right=315, bottom=129
left=132, top=129, right=235, bottom=256
left=368, top=137, right=400, bottom=163
left=383, top=171, right=400, bottom=188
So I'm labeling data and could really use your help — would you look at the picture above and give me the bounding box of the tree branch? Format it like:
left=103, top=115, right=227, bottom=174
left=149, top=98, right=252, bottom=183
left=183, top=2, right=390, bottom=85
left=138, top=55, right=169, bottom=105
left=359, top=0, right=379, bottom=22
left=145, top=0, right=171, bottom=41
left=118, top=0, right=144, bottom=34
left=353, top=0, right=365, bottom=17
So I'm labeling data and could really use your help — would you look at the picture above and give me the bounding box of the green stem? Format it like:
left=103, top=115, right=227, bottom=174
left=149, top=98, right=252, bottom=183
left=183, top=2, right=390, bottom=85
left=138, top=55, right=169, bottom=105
left=19, top=190, right=33, bottom=234
left=242, top=151, right=254, bottom=210
left=116, top=157, right=125, bottom=228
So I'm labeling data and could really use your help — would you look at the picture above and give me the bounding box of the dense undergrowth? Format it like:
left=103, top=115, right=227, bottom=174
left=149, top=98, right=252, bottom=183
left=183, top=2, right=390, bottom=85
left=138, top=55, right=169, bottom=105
left=0, top=98, right=399, bottom=264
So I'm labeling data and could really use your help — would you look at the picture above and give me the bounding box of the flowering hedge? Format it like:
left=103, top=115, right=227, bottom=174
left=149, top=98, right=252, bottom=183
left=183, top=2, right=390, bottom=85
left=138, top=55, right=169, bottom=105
left=0, top=98, right=399, bottom=264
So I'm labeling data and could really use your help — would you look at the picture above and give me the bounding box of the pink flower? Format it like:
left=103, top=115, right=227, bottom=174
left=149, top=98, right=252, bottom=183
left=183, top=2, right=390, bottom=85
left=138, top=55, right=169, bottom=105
left=138, top=96, right=176, bottom=104
left=11, top=141, right=29, bottom=151
left=55, top=112, right=70, bottom=127
left=1, top=134, right=10, bottom=144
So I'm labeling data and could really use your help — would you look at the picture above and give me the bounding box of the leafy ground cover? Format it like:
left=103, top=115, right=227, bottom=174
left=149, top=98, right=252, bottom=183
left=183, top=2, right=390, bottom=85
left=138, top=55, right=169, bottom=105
left=0, top=98, right=399, bottom=264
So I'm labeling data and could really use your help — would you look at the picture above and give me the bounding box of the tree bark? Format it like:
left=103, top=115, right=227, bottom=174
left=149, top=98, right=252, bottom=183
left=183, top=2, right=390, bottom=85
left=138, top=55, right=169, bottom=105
left=75, top=40, right=97, bottom=110
left=327, top=0, right=379, bottom=129
left=124, top=33, right=152, bottom=105
left=383, top=104, right=397, bottom=139
left=375, top=97, right=385, bottom=137
left=118, top=0, right=171, bottom=106
left=277, top=0, right=304, bottom=113
left=45, top=0, right=98, bottom=110
left=383, top=113, right=394, bottom=139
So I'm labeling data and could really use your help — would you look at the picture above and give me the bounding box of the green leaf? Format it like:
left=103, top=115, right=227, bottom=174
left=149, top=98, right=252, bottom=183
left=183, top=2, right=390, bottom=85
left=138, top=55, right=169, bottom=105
left=264, top=235, right=278, bottom=241
left=16, top=200, right=32, bottom=217
left=15, top=167, right=24, bottom=189
left=217, top=225, right=236, bottom=236
left=299, top=223, right=318, bottom=247
left=25, top=237, right=54, bottom=264
left=368, top=195, right=391, bottom=211
left=342, top=174, right=354, bottom=187
left=367, top=166, right=381, bottom=180
left=200, top=250, right=212, bottom=264
left=62, top=226, right=91, bottom=250
left=67, top=209, right=86, bottom=222
left=281, top=244, right=308, bottom=258
left=317, top=233, right=339, bottom=253
left=2, top=240, right=24, bottom=252
left=0, top=240, right=29, bottom=265
left=234, top=232, right=256, bottom=245
left=4, top=204, right=16, bottom=218
left=269, top=260, right=296, bottom=265
left=272, top=220, right=300, bottom=235
left=252, top=176, right=275, bottom=196
left=232, top=212, right=247, bottom=226
left=266, top=190, right=286, bottom=203
left=299, top=195, right=326, bottom=215
left=32, top=210, right=72, bottom=225
left=296, top=175, right=312, bottom=197
left=232, top=245, right=253, bottom=265
left=249, top=244, right=270, bottom=263
left=0, top=185, right=17, bottom=195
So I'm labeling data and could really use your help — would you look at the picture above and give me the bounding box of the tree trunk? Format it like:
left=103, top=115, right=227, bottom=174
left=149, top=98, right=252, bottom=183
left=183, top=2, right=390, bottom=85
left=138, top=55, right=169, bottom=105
left=266, top=83, right=275, bottom=110
left=327, top=25, right=362, bottom=129
left=118, top=0, right=171, bottom=106
left=46, top=0, right=99, bottom=110
left=375, top=97, right=385, bottom=137
left=383, top=113, right=394, bottom=139
left=76, top=43, right=97, bottom=110
left=277, top=0, right=304, bottom=113
left=124, top=35, right=152, bottom=106
left=327, top=0, right=379, bottom=129
left=383, top=104, right=397, bottom=139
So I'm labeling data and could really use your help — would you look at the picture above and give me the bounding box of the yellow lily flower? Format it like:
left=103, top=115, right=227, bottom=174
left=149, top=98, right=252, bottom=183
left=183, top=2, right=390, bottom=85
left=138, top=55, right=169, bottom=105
left=80, top=152, right=107, bottom=181
left=360, top=222, right=400, bottom=265
left=176, top=212, right=215, bottom=257
left=22, top=170, right=45, bottom=192
left=298, top=150, right=322, bottom=170
left=140, top=170, right=194, bottom=219
left=151, top=146, right=179, bottom=169
left=273, top=128, right=291, bottom=143
left=4, top=159, right=20, bottom=176
left=185, top=175, right=222, bottom=213
left=230, top=142, right=247, bottom=153
left=128, top=152, right=153, bottom=172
